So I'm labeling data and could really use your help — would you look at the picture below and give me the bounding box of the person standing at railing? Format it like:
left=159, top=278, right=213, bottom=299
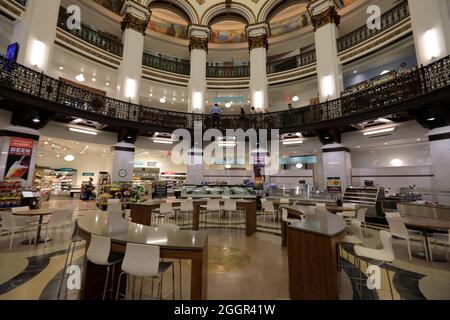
left=210, top=103, right=222, bottom=128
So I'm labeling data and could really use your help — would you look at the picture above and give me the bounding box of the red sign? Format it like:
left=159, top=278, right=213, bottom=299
left=4, top=137, right=34, bottom=181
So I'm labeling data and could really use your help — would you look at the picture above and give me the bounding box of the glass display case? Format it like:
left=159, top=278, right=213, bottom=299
left=181, top=185, right=256, bottom=198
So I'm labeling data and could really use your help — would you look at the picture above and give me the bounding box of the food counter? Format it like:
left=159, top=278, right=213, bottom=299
left=181, top=185, right=256, bottom=199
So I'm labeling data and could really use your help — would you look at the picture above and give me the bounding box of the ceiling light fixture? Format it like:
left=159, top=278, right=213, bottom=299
left=225, top=102, right=232, bottom=108
left=32, top=117, right=40, bottom=123
left=75, top=73, right=85, bottom=82
left=160, top=97, right=166, bottom=104
left=427, top=117, right=436, bottom=121
left=296, top=163, right=304, bottom=169
left=64, top=155, right=75, bottom=162
left=363, top=127, right=396, bottom=136
left=292, top=96, right=299, bottom=102
left=153, top=139, right=173, bottom=145
left=282, top=140, right=304, bottom=145
left=69, top=127, right=98, bottom=136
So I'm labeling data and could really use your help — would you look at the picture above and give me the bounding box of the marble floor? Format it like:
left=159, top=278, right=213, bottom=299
left=0, top=198, right=449, bottom=300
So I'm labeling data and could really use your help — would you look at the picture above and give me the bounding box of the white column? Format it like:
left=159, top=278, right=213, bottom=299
left=111, top=142, right=135, bottom=183
left=188, top=26, right=209, bottom=113
left=409, top=0, right=450, bottom=66
left=247, top=23, right=269, bottom=111
left=310, top=1, right=343, bottom=102
left=116, top=0, right=151, bottom=103
left=322, top=143, right=352, bottom=191
left=11, top=0, right=61, bottom=72
left=0, top=126, right=40, bottom=187
left=427, top=126, right=450, bottom=205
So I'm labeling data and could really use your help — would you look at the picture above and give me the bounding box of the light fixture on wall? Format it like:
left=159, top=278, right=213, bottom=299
left=424, top=29, right=440, bottom=61
left=322, top=75, right=334, bottom=99
left=29, top=40, right=46, bottom=69
left=192, top=91, right=203, bottom=110
left=125, top=78, right=137, bottom=100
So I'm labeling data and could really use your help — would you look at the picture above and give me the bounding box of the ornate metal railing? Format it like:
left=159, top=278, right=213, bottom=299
left=337, top=0, right=410, bottom=53
left=142, top=51, right=190, bottom=75
left=14, top=0, right=26, bottom=6
left=57, top=7, right=123, bottom=57
left=0, top=55, right=449, bottom=132
left=206, top=64, right=250, bottom=78
left=267, top=50, right=316, bottom=74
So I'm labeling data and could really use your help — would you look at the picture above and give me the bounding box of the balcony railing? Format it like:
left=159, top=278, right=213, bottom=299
left=0, top=54, right=449, bottom=132
left=142, top=51, right=190, bottom=76
left=57, top=7, right=123, bottom=57
left=267, top=49, right=316, bottom=74
left=207, top=64, right=250, bottom=78
left=337, top=0, right=410, bottom=53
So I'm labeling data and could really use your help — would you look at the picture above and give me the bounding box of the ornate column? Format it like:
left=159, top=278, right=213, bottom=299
left=247, top=23, right=269, bottom=111
left=309, top=0, right=343, bottom=102
left=11, top=0, right=61, bottom=72
left=188, top=25, right=210, bottom=113
left=111, top=142, right=135, bottom=183
left=116, top=0, right=151, bottom=103
left=321, top=143, right=352, bottom=192
left=408, top=0, right=450, bottom=66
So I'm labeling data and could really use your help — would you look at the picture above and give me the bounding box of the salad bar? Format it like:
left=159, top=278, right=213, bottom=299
left=181, top=185, right=256, bottom=198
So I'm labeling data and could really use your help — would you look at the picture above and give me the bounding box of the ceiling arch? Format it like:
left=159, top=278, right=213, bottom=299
left=149, top=0, right=200, bottom=24
left=201, top=2, right=257, bottom=26
left=258, top=0, right=311, bottom=22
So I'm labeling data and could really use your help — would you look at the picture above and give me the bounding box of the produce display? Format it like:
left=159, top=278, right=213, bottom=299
left=0, top=181, right=22, bottom=209
left=181, top=185, right=255, bottom=198
left=97, top=183, right=143, bottom=209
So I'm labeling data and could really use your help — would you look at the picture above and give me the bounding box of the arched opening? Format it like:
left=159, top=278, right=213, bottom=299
left=147, top=7, right=189, bottom=40
left=209, top=13, right=248, bottom=44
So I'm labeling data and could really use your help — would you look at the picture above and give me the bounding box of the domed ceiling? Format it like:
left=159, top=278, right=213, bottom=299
left=93, top=0, right=358, bottom=42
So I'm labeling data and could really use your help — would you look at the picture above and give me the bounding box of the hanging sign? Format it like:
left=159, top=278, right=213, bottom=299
left=4, top=137, right=34, bottom=182
left=327, top=177, right=342, bottom=193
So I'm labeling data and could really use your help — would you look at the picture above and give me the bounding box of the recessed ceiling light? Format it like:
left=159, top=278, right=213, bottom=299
left=356, top=146, right=360, bottom=148
left=44, top=141, right=49, bottom=145
left=59, top=66, right=64, bottom=70
left=363, top=127, right=396, bottom=136
left=390, top=159, right=403, bottom=167
left=225, top=164, right=231, bottom=169
left=56, top=154, right=60, bottom=158
left=64, top=155, right=75, bottom=162
left=292, top=96, right=300, bottom=102
left=296, top=163, right=304, bottom=169
left=32, top=117, right=40, bottom=123
left=380, top=70, right=390, bottom=75
left=38, top=154, right=43, bottom=157
left=173, top=97, right=176, bottom=101
left=69, top=127, right=98, bottom=135
left=106, top=82, right=110, bottom=86
left=417, top=138, right=421, bottom=141
left=427, top=117, right=436, bottom=121
left=225, top=103, right=231, bottom=108
left=353, top=70, right=357, bottom=74
left=91, top=78, right=96, bottom=82
left=160, top=97, right=166, bottom=104
left=384, top=142, right=389, bottom=145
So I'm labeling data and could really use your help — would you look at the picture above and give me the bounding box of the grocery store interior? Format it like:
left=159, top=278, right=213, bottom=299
left=0, top=0, right=449, bottom=301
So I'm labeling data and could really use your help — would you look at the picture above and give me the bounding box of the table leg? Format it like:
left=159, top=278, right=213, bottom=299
left=411, top=229, right=447, bottom=262
left=22, top=215, right=49, bottom=245
left=193, top=204, right=200, bottom=231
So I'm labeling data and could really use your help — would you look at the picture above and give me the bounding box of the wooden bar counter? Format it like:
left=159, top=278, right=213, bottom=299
left=131, top=198, right=257, bottom=236
left=283, top=206, right=346, bottom=300
left=77, top=212, right=209, bottom=300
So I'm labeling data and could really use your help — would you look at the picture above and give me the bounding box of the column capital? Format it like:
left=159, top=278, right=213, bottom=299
left=188, top=25, right=210, bottom=52
left=120, top=0, right=151, bottom=34
left=246, top=23, right=270, bottom=51
left=308, top=0, right=341, bottom=31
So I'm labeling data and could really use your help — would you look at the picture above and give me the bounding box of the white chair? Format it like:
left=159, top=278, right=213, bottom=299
left=0, top=212, right=35, bottom=250
left=57, top=220, right=84, bottom=299
left=154, top=203, right=174, bottom=226
left=386, top=217, right=428, bottom=261
left=305, top=206, right=318, bottom=219
left=107, top=200, right=123, bottom=216
left=281, top=208, right=301, bottom=225
left=43, top=209, right=73, bottom=243
left=429, top=230, right=449, bottom=261
left=262, top=200, right=277, bottom=222
left=342, top=220, right=364, bottom=246
left=222, top=199, right=240, bottom=229
left=178, top=200, right=194, bottom=226
left=86, top=235, right=124, bottom=300
left=341, top=203, right=357, bottom=219
left=222, top=196, right=231, bottom=200
left=116, top=243, right=175, bottom=300
left=203, top=199, right=220, bottom=228
left=354, top=231, right=396, bottom=300
left=315, top=202, right=327, bottom=208
left=385, top=212, right=401, bottom=218
left=156, top=223, right=183, bottom=299
left=356, top=208, right=369, bottom=236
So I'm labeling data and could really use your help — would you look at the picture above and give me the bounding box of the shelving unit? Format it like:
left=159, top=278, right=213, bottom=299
left=342, top=187, right=385, bottom=216
left=160, top=172, right=186, bottom=197
left=41, top=169, right=77, bottom=196
left=0, top=181, right=23, bottom=209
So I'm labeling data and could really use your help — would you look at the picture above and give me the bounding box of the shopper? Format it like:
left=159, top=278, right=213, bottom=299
left=210, top=103, right=222, bottom=128
left=240, top=106, right=246, bottom=124
left=250, top=106, right=257, bottom=128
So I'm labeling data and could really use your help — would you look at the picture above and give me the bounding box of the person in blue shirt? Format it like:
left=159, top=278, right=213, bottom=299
left=210, top=103, right=222, bottom=128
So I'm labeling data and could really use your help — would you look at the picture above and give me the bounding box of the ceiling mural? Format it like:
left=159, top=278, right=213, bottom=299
left=92, top=0, right=360, bottom=41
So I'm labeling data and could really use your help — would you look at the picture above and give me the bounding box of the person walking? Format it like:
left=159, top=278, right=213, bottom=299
left=210, top=103, right=222, bottom=128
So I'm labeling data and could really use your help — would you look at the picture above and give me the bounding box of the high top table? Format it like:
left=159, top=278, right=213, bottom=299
left=77, top=212, right=209, bottom=300
left=130, top=198, right=257, bottom=236
left=283, top=205, right=347, bottom=300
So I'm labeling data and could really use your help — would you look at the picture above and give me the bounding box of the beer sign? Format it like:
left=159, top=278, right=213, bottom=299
left=4, top=137, right=34, bottom=182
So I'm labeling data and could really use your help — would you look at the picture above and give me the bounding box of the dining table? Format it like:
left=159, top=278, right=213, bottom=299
left=12, top=208, right=54, bottom=244
left=401, top=215, right=450, bottom=262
